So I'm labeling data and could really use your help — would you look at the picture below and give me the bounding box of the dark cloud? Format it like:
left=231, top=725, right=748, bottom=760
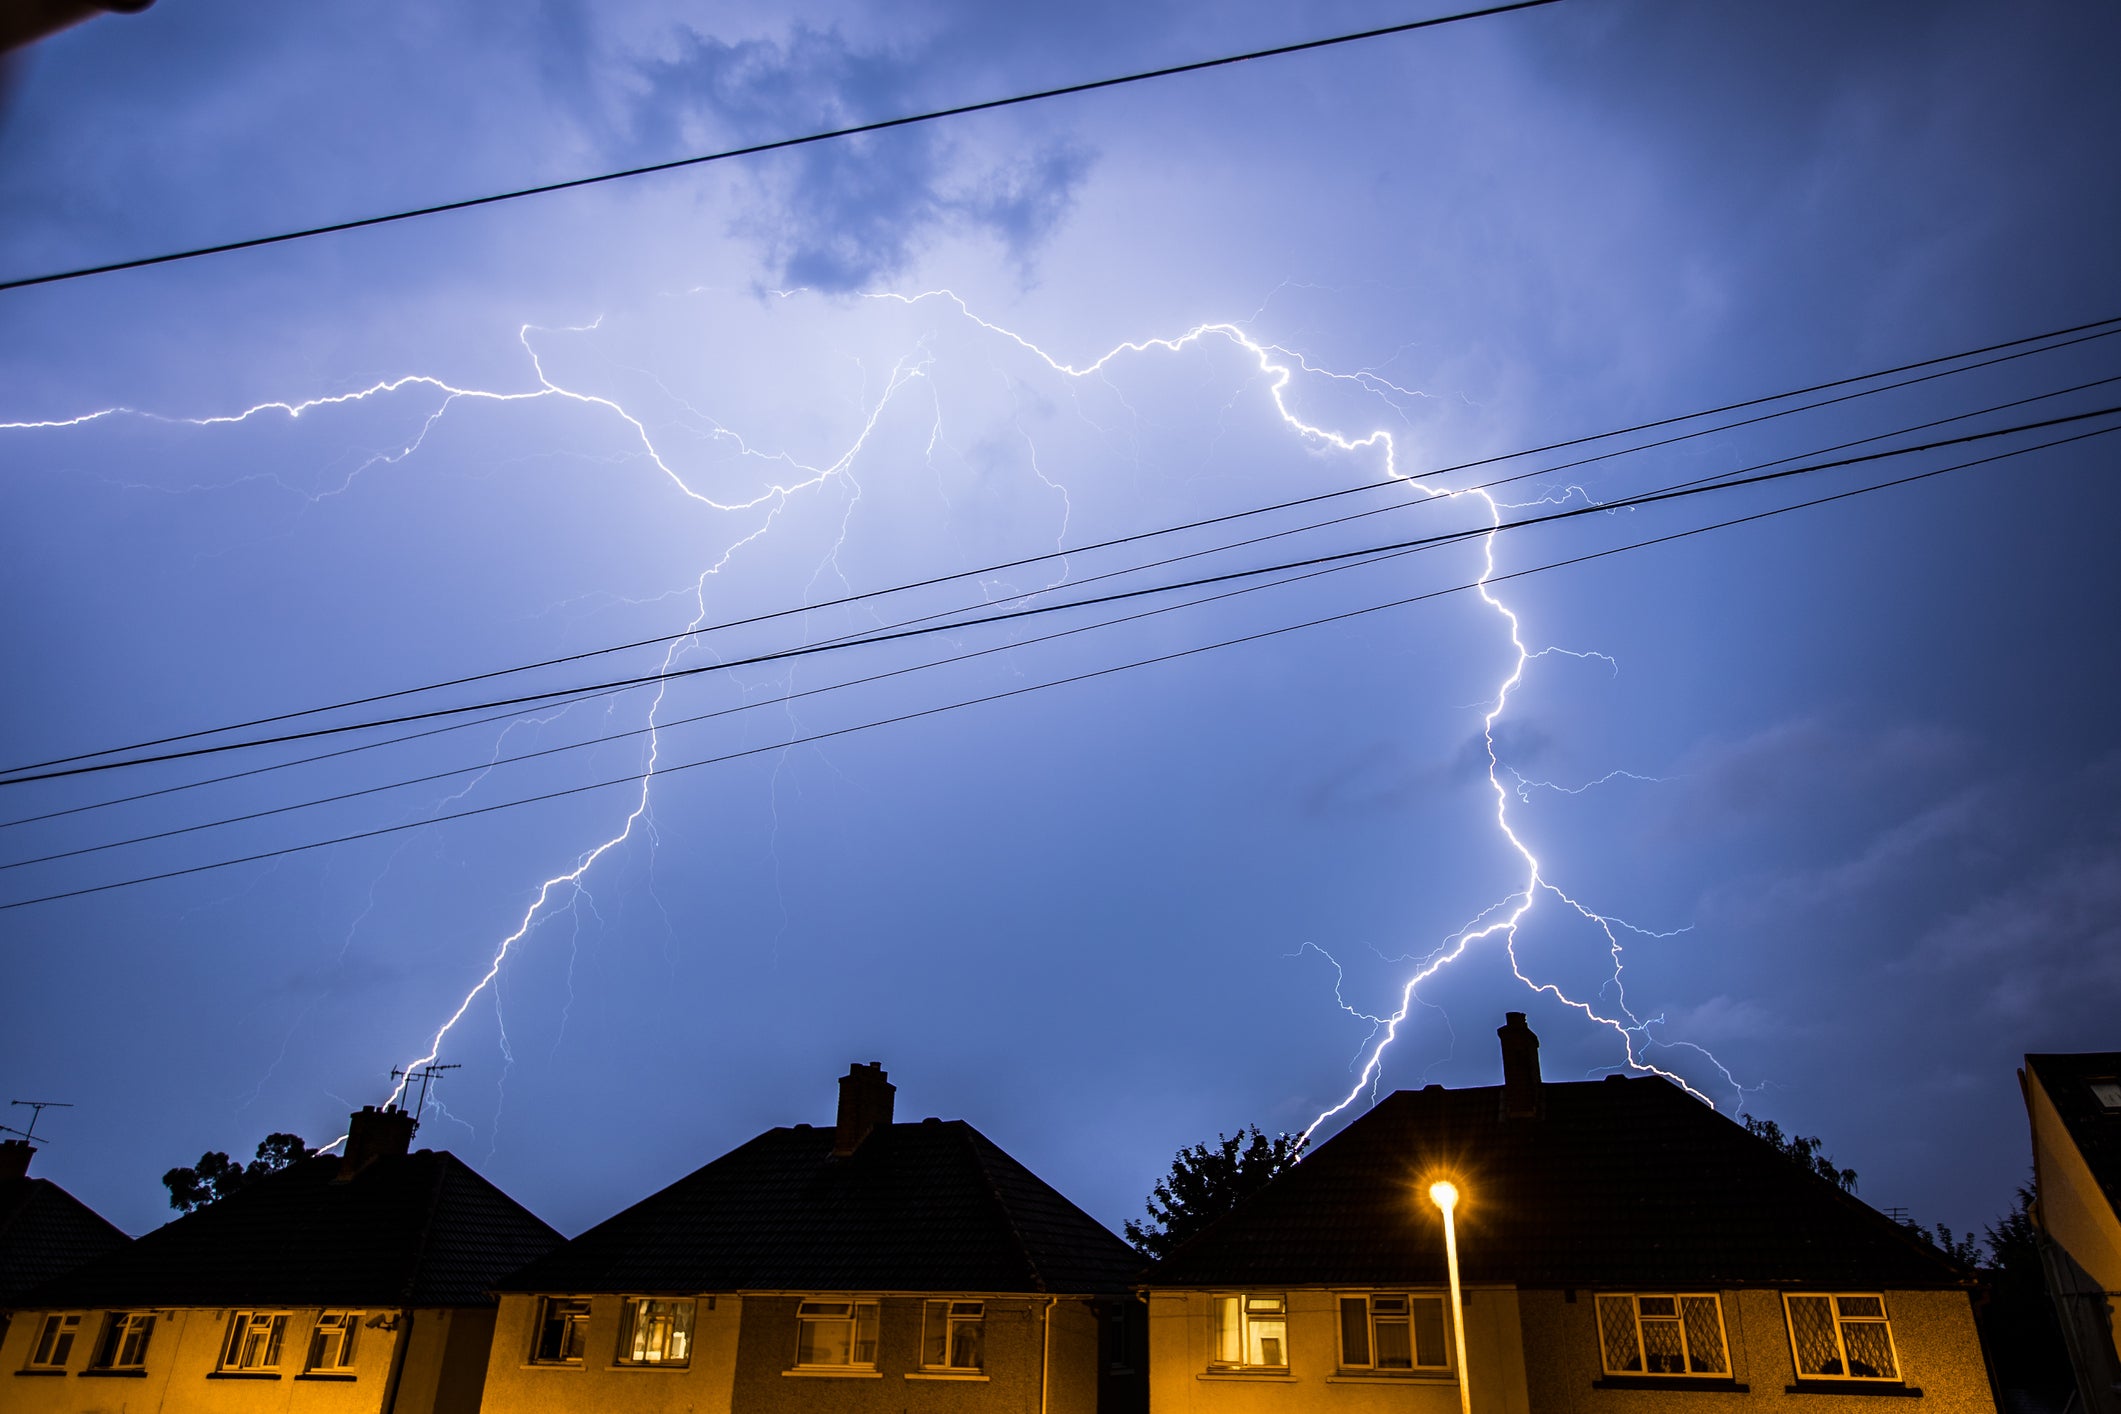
left=625, top=25, right=1094, bottom=290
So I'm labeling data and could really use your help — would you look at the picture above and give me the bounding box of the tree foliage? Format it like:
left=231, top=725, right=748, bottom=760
left=1125, top=1126, right=1305, bottom=1259
left=1741, top=1114, right=1859, bottom=1193
left=162, top=1132, right=309, bottom=1213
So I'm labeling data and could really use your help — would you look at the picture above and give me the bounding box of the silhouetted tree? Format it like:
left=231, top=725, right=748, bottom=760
left=1742, top=1113, right=1859, bottom=1192
left=1901, top=1217, right=1983, bottom=1266
left=1977, top=1183, right=2074, bottom=1412
left=1126, top=1126, right=1304, bottom=1259
left=162, top=1132, right=309, bottom=1213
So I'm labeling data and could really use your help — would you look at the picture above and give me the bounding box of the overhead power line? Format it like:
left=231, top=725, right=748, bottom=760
left=0, top=0, right=1565, bottom=295
left=9, top=375, right=2115, bottom=861
left=7, top=312, right=2115, bottom=782
left=7, top=418, right=2111, bottom=913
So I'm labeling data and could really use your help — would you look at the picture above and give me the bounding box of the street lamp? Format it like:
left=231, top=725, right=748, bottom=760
left=1429, top=1180, right=1472, bottom=1414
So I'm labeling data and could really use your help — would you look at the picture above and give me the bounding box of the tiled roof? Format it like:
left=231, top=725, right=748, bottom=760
left=500, top=1120, right=1139, bottom=1295
left=2025, top=1052, right=2121, bottom=1217
left=25, top=1150, right=560, bottom=1309
left=0, top=1176, right=130, bottom=1306
left=1148, top=1076, right=1971, bottom=1291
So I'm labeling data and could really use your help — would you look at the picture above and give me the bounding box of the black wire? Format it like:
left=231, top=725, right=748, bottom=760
left=4, top=405, right=2112, bottom=789
left=8, top=419, right=2109, bottom=912
left=13, top=375, right=2115, bottom=860
left=0, top=0, right=1565, bottom=296
left=8, top=314, right=2116, bottom=781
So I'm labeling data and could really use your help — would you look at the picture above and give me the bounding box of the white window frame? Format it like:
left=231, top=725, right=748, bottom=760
left=530, top=1296, right=591, bottom=1365
left=794, top=1298, right=880, bottom=1370
left=1595, top=1293, right=1732, bottom=1377
left=93, top=1311, right=156, bottom=1370
left=1338, top=1292, right=1452, bottom=1372
left=1209, top=1293, right=1289, bottom=1372
left=921, top=1300, right=985, bottom=1371
left=1784, top=1292, right=1902, bottom=1382
left=616, top=1298, right=695, bottom=1367
left=306, top=1311, right=361, bottom=1373
left=220, top=1310, right=291, bottom=1371
left=26, top=1313, right=81, bottom=1370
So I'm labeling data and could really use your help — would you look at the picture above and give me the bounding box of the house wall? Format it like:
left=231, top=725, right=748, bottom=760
left=727, top=1293, right=1082, bottom=1414
left=1144, top=1286, right=1529, bottom=1414
left=476, top=1292, right=742, bottom=1414
left=2027, top=1070, right=2121, bottom=1295
left=1518, top=1287, right=1995, bottom=1414
left=0, top=1303, right=416, bottom=1413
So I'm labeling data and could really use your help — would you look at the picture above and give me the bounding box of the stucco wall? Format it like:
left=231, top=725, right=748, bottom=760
left=0, top=1303, right=407, bottom=1413
left=1518, top=1287, right=1995, bottom=1414
left=2028, top=1071, right=2121, bottom=1296
left=476, top=1292, right=742, bottom=1414
left=1144, top=1286, right=1527, bottom=1414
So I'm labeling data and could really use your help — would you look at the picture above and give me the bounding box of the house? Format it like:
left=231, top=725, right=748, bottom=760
left=2020, top=1051, right=2121, bottom=1414
left=0, top=1104, right=560, bottom=1413
left=481, top=1061, right=1146, bottom=1414
left=1142, top=1013, right=1995, bottom=1414
left=0, top=1137, right=130, bottom=1349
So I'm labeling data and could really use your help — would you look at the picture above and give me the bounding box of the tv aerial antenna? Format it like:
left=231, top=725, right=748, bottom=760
left=388, top=1065, right=459, bottom=1131
left=4, top=1099, right=73, bottom=1146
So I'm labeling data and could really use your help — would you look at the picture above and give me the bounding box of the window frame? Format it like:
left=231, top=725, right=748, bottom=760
left=530, top=1296, right=592, bottom=1366
left=1783, top=1292, right=1903, bottom=1383
left=793, top=1297, right=880, bottom=1371
left=305, top=1311, right=361, bottom=1373
left=1208, top=1292, right=1290, bottom=1372
left=91, top=1311, right=156, bottom=1371
left=615, top=1297, right=695, bottom=1368
left=26, top=1313, right=81, bottom=1371
left=1595, top=1293, right=1732, bottom=1378
left=219, top=1310, right=291, bottom=1372
left=920, top=1299, right=985, bottom=1372
left=1338, top=1291, right=1453, bottom=1373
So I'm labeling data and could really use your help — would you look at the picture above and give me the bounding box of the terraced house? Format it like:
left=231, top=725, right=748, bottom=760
left=1141, top=1014, right=1997, bottom=1414
left=479, top=1062, right=1146, bottom=1414
left=0, top=1105, right=560, bottom=1414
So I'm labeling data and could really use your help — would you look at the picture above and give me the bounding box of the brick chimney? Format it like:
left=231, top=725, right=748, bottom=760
left=0, top=1138, right=32, bottom=1181
left=1498, top=1012, right=1543, bottom=1119
left=337, top=1105, right=414, bottom=1181
left=834, top=1062, right=895, bottom=1157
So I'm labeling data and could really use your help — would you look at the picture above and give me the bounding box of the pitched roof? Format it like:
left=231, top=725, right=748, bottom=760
left=25, top=1149, right=560, bottom=1310
left=0, top=1175, right=130, bottom=1306
left=1148, top=1076, right=1970, bottom=1291
left=500, top=1119, right=1139, bottom=1295
left=2025, top=1052, right=2121, bottom=1216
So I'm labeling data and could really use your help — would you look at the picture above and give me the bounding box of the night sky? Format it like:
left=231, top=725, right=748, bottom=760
left=2, top=0, right=2117, bottom=1246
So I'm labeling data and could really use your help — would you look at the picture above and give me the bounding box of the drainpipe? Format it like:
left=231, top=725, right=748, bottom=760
left=380, top=1309, right=415, bottom=1414
left=1040, top=1296, right=1057, bottom=1414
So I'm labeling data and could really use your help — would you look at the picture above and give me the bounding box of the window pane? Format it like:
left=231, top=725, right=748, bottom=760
left=1374, top=1311, right=1413, bottom=1369
left=1249, top=1315, right=1287, bottom=1368
left=1340, top=1297, right=1370, bottom=1366
left=924, top=1301, right=949, bottom=1366
left=1681, top=1298, right=1727, bottom=1374
left=1836, top=1296, right=1884, bottom=1320
left=1788, top=1296, right=1841, bottom=1376
left=1212, top=1296, right=1242, bottom=1365
left=799, top=1316, right=852, bottom=1365
left=853, top=1304, right=878, bottom=1365
left=1641, top=1316, right=1685, bottom=1374
left=950, top=1319, right=982, bottom=1369
left=1639, top=1296, right=1677, bottom=1318
left=1413, top=1298, right=1448, bottom=1369
left=1841, top=1323, right=1896, bottom=1379
left=1597, top=1296, right=1641, bottom=1373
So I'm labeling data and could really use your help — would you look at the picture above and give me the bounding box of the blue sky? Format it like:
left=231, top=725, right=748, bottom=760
left=2, top=0, right=2117, bottom=1243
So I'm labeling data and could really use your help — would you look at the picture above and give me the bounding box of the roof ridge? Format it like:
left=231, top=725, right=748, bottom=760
left=955, top=1122, right=1049, bottom=1294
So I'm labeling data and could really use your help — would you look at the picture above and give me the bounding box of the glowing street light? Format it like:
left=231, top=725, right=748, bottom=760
left=1430, top=1180, right=1472, bottom=1414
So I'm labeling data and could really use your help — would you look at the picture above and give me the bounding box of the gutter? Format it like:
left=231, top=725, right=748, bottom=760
left=1040, top=1295, right=1057, bottom=1414
left=380, top=1309, right=414, bottom=1414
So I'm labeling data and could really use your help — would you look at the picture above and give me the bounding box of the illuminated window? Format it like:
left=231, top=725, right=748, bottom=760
left=617, top=1299, right=694, bottom=1366
left=306, top=1312, right=360, bottom=1372
left=531, top=1297, right=591, bottom=1364
left=1786, top=1293, right=1899, bottom=1381
left=795, top=1299, right=879, bottom=1369
left=921, top=1300, right=984, bottom=1371
left=220, top=1311, right=289, bottom=1371
left=1340, top=1293, right=1450, bottom=1371
left=26, top=1314, right=80, bottom=1370
left=1210, top=1294, right=1288, bottom=1371
left=92, top=1312, right=156, bottom=1370
left=1596, top=1294, right=1729, bottom=1376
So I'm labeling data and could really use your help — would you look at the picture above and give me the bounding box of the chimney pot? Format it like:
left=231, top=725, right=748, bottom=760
left=0, top=1138, right=32, bottom=1181
left=1498, top=1012, right=1543, bottom=1119
left=337, top=1104, right=414, bottom=1181
left=834, top=1062, right=895, bottom=1157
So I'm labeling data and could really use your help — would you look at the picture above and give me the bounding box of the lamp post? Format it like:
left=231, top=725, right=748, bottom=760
left=1429, top=1181, right=1472, bottom=1414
